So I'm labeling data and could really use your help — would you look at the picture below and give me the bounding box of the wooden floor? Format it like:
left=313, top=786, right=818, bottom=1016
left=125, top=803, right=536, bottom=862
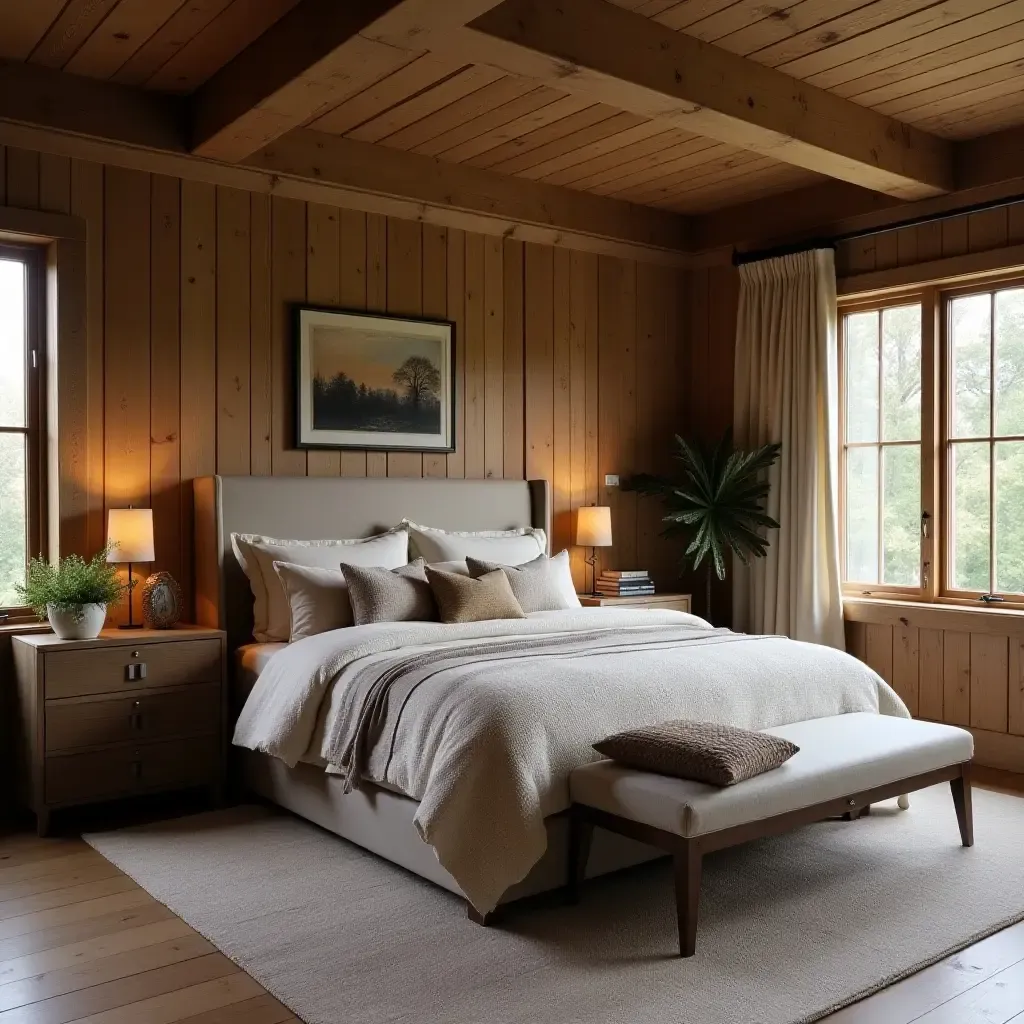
left=1, top=768, right=1023, bottom=1024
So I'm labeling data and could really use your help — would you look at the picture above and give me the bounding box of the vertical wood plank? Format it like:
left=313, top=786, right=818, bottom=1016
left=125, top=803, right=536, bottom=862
left=446, top=228, right=466, bottom=480
left=970, top=633, right=1009, bottom=733
left=179, top=180, right=217, bottom=616
left=365, top=214, right=387, bottom=478
left=305, top=203, right=341, bottom=477
left=149, top=175, right=181, bottom=588
left=6, top=148, right=40, bottom=207
left=484, top=236, right=504, bottom=480
left=583, top=251, right=600, bottom=591
left=0, top=147, right=6, bottom=205
left=615, top=256, right=637, bottom=572
left=942, top=217, right=968, bottom=258
left=895, top=226, right=917, bottom=267
left=502, top=238, right=524, bottom=482
left=422, top=224, right=449, bottom=479
left=918, top=627, right=944, bottom=721
left=874, top=231, right=898, bottom=271
left=943, top=630, right=972, bottom=726
left=70, top=160, right=105, bottom=557
left=865, top=623, right=893, bottom=686
left=916, top=221, right=943, bottom=262
left=968, top=208, right=1008, bottom=252
left=464, top=233, right=486, bottom=480
left=38, top=153, right=70, bottom=213
left=104, top=167, right=151, bottom=625
left=598, top=255, right=623, bottom=573
left=552, top=247, right=571, bottom=552
left=524, top=243, right=554, bottom=496
left=270, top=196, right=307, bottom=477
left=568, top=249, right=588, bottom=591
left=216, top=186, right=251, bottom=477
left=845, top=620, right=866, bottom=662
left=892, top=622, right=920, bottom=716
left=249, top=194, right=272, bottom=476
left=385, top=217, right=423, bottom=478
left=339, top=209, right=368, bottom=478
left=1010, top=640, right=1024, bottom=736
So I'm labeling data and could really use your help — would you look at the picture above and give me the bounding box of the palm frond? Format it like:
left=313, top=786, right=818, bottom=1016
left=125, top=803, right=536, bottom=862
left=622, top=431, right=782, bottom=581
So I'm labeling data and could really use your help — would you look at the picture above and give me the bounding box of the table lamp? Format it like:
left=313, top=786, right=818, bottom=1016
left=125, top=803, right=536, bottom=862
left=107, top=508, right=155, bottom=630
left=575, top=505, right=612, bottom=596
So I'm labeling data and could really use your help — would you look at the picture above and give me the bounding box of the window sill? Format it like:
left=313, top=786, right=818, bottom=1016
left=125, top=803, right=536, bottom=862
left=844, top=596, right=1024, bottom=634
left=0, top=622, right=51, bottom=638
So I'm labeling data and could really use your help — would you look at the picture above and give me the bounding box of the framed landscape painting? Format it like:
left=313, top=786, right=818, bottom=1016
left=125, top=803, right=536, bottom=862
left=295, top=306, right=455, bottom=452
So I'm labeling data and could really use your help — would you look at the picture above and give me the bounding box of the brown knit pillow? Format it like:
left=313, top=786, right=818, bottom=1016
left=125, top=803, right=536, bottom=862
left=594, top=721, right=799, bottom=787
left=425, top=566, right=527, bottom=624
left=341, top=558, right=437, bottom=625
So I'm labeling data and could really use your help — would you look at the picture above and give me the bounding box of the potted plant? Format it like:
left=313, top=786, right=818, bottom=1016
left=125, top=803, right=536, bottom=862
left=624, top=432, right=782, bottom=622
left=15, top=546, right=127, bottom=640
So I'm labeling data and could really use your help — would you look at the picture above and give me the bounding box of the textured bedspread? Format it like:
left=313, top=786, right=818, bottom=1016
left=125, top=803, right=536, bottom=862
left=233, top=609, right=907, bottom=911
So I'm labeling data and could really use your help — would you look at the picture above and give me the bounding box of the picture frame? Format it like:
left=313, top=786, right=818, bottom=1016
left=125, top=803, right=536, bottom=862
left=294, top=305, right=455, bottom=452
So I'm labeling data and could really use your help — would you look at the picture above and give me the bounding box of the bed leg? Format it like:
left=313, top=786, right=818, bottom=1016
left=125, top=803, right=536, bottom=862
left=673, top=841, right=702, bottom=958
left=951, top=764, right=974, bottom=848
left=467, top=904, right=492, bottom=926
left=566, top=807, right=593, bottom=905
left=897, top=794, right=911, bottom=810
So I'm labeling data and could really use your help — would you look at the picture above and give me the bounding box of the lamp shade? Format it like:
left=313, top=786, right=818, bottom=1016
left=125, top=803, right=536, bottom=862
left=575, top=505, right=612, bottom=548
left=106, top=508, right=155, bottom=563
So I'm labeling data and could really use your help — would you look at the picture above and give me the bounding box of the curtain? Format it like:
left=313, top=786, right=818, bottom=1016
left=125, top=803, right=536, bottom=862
left=732, top=249, right=845, bottom=649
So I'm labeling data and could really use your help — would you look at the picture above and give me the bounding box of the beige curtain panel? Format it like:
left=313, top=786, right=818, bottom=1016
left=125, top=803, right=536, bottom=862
left=732, top=249, right=845, bottom=649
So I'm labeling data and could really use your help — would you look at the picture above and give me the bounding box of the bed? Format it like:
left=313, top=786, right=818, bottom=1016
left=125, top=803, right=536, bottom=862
left=194, top=475, right=907, bottom=915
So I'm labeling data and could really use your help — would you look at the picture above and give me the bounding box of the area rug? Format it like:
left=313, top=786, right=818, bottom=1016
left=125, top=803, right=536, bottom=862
left=86, top=785, right=1024, bottom=1024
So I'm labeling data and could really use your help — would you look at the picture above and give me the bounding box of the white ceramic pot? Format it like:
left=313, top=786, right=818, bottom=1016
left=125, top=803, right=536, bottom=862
left=47, top=603, right=107, bottom=640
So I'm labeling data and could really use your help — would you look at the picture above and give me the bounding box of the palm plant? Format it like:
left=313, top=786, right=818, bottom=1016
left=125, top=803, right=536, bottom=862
left=623, top=432, right=782, bottom=621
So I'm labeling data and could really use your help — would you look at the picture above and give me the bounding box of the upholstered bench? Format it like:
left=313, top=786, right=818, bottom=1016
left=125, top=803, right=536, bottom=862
left=567, top=713, right=974, bottom=957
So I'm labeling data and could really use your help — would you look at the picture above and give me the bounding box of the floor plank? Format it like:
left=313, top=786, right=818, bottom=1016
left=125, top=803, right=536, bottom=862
left=0, top=892, right=156, bottom=942
left=0, top=878, right=139, bottom=922
left=0, top=863, right=122, bottom=904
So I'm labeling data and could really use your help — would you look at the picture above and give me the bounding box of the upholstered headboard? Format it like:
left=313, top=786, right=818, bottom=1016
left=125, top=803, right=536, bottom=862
left=193, top=475, right=550, bottom=653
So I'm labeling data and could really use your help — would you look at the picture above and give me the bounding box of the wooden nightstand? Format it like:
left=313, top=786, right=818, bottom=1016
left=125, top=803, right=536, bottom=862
left=11, top=626, right=227, bottom=835
left=579, top=593, right=693, bottom=613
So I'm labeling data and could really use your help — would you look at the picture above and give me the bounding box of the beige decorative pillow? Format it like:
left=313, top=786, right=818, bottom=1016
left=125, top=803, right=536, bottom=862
left=341, top=558, right=437, bottom=625
left=425, top=566, right=527, bottom=624
left=272, top=562, right=352, bottom=641
left=403, top=519, right=546, bottom=565
left=593, top=721, right=799, bottom=787
left=466, top=550, right=581, bottom=612
left=231, top=529, right=409, bottom=642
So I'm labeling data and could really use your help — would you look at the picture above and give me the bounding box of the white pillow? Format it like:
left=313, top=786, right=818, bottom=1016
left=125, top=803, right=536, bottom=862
left=403, top=519, right=546, bottom=565
left=466, top=550, right=580, bottom=611
left=232, top=529, right=408, bottom=642
left=273, top=562, right=352, bottom=641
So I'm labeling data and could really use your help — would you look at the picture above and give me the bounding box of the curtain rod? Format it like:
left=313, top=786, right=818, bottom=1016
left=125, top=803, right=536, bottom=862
left=731, top=189, right=1024, bottom=267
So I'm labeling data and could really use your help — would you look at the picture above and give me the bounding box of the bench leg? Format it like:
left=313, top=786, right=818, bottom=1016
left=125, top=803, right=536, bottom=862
left=566, top=808, right=594, bottom=905
left=673, top=842, right=702, bottom=958
left=950, top=764, right=974, bottom=848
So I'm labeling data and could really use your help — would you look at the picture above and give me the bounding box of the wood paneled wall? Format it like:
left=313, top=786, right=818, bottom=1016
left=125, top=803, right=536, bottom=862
left=0, top=144, right=688, bottom=623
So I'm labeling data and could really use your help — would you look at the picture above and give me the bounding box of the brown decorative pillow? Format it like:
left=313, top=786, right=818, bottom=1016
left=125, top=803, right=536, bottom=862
left=425, top=566, right=527, bottom=624
left=593, top=721, right=799, bottom=787
left=341, top=558, right=437, bottom=626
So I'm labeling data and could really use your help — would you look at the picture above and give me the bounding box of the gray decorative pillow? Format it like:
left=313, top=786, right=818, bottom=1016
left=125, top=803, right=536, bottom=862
left=425, top=566, right=527, bottom=624
left=593, top=721, right=799, bottom=787
left=466, top=550, right=580, bottom=612
left=341, top=558, right=437, bottom=626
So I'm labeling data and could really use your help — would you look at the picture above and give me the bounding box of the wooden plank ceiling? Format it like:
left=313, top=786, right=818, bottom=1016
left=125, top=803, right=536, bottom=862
left=6, top=0, right=1024, bottom=213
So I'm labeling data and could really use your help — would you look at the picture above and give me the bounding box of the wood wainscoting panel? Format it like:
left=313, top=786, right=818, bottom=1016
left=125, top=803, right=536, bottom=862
left=0, top=141, right=690, bottom=621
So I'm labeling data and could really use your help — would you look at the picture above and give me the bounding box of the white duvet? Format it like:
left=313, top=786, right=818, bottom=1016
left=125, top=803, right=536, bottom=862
left=233, top=608, right=907, bottom=911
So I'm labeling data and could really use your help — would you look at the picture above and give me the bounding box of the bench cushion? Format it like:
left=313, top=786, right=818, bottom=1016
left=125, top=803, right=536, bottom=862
left=570, top=713, right=973, bottom=838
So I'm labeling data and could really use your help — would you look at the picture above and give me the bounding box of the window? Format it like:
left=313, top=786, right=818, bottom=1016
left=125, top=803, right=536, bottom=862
left=0, top=243, right=44, bottom=617
left=840, top=275, right=1024, bottom=605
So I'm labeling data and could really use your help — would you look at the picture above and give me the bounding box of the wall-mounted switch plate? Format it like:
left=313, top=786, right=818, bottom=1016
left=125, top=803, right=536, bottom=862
left=605, top=474, right=620, bottom=487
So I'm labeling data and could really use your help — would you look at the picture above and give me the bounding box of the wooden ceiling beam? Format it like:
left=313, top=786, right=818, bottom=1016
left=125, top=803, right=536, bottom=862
left=190, top=0, right=507, bottom=163
left=453, top=0, right=954, bottom=200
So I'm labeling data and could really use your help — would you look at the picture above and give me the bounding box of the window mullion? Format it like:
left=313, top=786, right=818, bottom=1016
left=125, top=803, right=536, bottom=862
left=877, top=311, right=884, bottom=586
left=921, top=287, right=939, bottom=601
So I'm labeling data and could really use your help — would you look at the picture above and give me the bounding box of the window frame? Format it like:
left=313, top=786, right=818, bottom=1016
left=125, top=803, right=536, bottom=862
left=0, top=241, right=47, bottom=622
left=839, top=270, right=1024, bottom=610
left=838, top=290, right=929, bottom=600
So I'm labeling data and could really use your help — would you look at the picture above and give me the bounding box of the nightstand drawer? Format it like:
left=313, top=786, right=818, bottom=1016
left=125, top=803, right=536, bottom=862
left=45, top=735, right=219, bottom=805
left=44, top=639, right=222, bottom=699
left=45, top=685, right=221, bottom=753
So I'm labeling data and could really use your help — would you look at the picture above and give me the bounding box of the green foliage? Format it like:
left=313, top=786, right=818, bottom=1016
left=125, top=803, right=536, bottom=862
left=15, top=545, right=126, bottom=621
left=624, top=433, right=782, bottom=582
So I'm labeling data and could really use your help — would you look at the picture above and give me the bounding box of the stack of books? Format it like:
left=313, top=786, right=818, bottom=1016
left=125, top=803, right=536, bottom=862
left=596, top=570, right=654, bottom=597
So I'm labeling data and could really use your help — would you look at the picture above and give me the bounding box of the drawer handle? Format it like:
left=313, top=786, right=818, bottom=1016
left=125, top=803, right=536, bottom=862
left=130, top=711, right=144, bottom=731
left=131, top=760, right=142, bottom=780
left=125, top=662, right=147, bottom=682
